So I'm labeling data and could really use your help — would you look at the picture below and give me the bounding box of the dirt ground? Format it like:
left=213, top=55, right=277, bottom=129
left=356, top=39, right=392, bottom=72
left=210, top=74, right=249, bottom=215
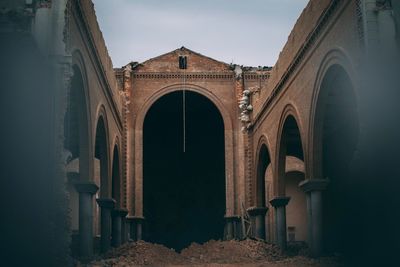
left=83, top=239, right=343, bottom=267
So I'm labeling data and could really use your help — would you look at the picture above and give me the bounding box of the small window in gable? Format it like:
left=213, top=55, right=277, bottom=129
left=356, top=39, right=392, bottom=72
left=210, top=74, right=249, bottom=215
left=179, top=56, right=187, bottom=69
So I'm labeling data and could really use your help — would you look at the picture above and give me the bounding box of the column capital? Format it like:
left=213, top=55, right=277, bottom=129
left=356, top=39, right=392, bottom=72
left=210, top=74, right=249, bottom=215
left=224, top=215, right=241, bottom=222
left=74, top=181, right=99, bottom=194
left=246, top=206, right=268, bottom=216
left=269, top=196, right=290, bottom=207
left=113, top=208, right=128, bottom=217
left=96, top=198, right=116, bottom=209
left=126, top=215, right=145, bottom=222
left=299, top=179, right=329, bottom=193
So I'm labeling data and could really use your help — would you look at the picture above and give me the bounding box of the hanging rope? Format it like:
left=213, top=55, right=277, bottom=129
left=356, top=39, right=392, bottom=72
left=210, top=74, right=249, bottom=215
left=183, top=67, right=186, bottom=153
left=179, top=54, right=187, bottom=153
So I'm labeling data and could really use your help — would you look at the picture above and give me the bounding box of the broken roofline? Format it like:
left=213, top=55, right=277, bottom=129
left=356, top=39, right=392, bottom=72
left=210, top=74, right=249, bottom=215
left=119, top=46, right=272, bottom=71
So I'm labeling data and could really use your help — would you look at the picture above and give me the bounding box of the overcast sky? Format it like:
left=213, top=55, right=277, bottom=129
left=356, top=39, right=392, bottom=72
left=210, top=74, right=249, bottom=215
left=92, top=0, right=309, bottom=68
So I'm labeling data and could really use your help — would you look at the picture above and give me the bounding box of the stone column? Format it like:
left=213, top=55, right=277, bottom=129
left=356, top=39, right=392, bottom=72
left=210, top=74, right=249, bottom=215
left=127, top=216, right=145, bottom=241
left=224, top=215, right=242, bottom=239
left=96, top=198, right=116, bottom=253
left=270, top=196, right=290, bottom=250
left=112, top=209, right=128, bottom=247
left=120, top=209, right=129, bottom=244
left=247, top=207, right=268, bottom=239
left=299, top=179, right=329, bottom=257
left=74, top=182, right=99, bottom=261
left=111, top=209, right=122, bottom=247
left=224, top=216, right=236, bottom=240
left=232, top=216, right=242, bottom=239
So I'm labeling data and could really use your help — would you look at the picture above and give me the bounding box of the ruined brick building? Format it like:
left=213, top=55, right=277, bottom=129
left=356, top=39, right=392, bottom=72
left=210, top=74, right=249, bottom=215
left=1, top=0, right=400, bottom=266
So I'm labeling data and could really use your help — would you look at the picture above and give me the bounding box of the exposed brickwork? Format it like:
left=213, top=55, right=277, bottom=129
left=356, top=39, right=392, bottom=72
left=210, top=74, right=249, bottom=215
left=4, top=0, right=400, bottom=264
left=125, top=47, right=270, bottom=217
left=135, top=47, right=231, bottom=73
left=78, top=0, right=123, bottom=114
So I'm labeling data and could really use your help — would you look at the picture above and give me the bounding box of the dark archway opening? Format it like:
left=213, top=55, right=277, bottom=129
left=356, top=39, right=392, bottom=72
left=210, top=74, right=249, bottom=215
left=280, top=116, right=304, bottom=162
left=143, top=91, right=226, bottom=251
left=95, top=117, right=109, bottom=198
left=94, top=116, right=110, bottom=252
left=278, top=116, right=306, bottom=244
left=317, top=65, right=359, bottom=254
left=64, top=65, right=89, bottom=257
left=112, top=146, right=121, bottom=208
left=255, top=144, right=271, bottom=241
left=256, top=144, right=270, bottom=208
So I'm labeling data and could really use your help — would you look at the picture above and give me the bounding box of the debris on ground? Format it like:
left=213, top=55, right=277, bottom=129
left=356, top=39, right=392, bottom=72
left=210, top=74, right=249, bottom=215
left=86, top=239, right=343, bottom=267
left=180, top=239, right=283, bottom=264
left=88, top=241, right=183, bottom=266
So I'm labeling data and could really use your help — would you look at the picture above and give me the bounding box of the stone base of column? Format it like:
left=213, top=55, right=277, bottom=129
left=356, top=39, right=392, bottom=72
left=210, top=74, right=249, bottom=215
left=270, top=196, right=290, bottom=250
left=127, top=216, right=145, bottom=241
left=299, top=179, right=329, bottom=257
left=120, top=209, right=129, bottom=244
left=111, top=209, right=123, bottom=247
left=96, top=198, right=116, bottom=253
left=224, top=215, right=241, bottom=240
left=247, top=207, right=268, bottom=240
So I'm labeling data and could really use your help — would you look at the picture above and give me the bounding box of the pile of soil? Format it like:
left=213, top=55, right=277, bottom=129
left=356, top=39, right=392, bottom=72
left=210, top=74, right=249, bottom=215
left=86, top=239, right=342, bottom=267
left=88, top=241, right=183, bottom=266
left=180, top=239, right=283, bottom=264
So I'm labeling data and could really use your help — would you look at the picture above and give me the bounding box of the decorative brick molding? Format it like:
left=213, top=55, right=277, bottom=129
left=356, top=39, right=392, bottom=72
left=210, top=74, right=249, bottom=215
left=132, top=72, right=234, bottom=80
left=244, top=73, right=270, bottom=80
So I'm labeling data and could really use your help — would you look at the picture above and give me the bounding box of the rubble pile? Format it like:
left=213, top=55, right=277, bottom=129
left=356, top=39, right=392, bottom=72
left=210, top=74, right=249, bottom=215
left=88, top=241, right=183, bottom=266
left=180, top=239, right=283, bottom=264
left=87, top=239, right=342, bottom=267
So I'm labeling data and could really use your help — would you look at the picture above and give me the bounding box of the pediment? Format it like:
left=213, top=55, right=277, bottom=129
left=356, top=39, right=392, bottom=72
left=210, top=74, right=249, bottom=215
left=134, top=47, right=231, bottom=72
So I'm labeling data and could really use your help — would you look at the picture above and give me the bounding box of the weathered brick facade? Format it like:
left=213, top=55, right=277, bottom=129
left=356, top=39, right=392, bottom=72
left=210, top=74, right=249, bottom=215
left=115, top=47, right=270, bottom=220
left=1, top=0, right=399, bottom=265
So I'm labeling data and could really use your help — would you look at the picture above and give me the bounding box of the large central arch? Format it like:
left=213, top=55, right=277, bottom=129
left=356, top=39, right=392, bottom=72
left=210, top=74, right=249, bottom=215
left=143, top=90, right=226, bottom=249
left=133, top=84, right=235, bottom=247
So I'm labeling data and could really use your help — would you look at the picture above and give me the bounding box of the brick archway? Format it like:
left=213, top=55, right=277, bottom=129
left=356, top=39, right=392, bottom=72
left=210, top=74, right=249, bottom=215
left=309, top=49, right=359, bottom=180
left=70, top=50, right=92, bottom=183
left=274, top=105, right=306, bottom=196
left=310, top=53, right=359, bottom=253
left=254, top=135, right=273, bottom=207
left=133, top=84, right=235, bottom=218
left=94, top=110, right=110, bottom=198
